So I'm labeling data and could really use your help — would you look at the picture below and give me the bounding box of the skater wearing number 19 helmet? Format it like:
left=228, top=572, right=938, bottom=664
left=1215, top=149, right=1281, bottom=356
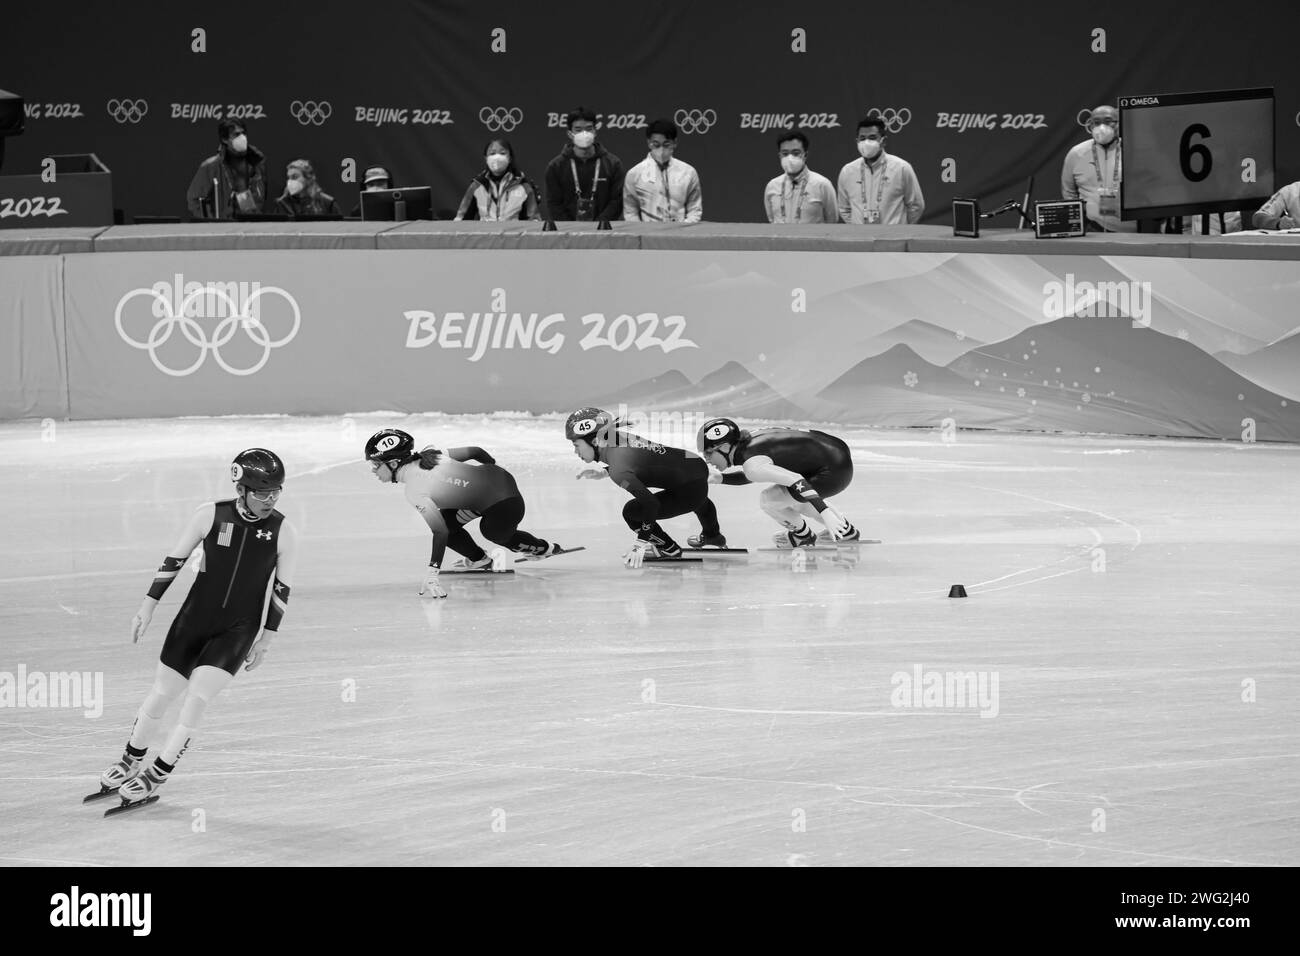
left=566, top=407, right=725, bottom=568
left=365, top=428, right=562, bottom=598
left=698, top=419, right=860, bottom=548
left=92, top=449, right=298, bottom=811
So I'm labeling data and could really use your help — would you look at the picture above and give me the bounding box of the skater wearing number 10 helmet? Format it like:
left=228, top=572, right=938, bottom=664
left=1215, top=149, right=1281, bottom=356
left=365, top=428, right=562, bottom=598
left=698, top=419, right=861, bottom=548
left=92, top=449, right=298, bottom=812
left=566, top=407, right=725, bottom=568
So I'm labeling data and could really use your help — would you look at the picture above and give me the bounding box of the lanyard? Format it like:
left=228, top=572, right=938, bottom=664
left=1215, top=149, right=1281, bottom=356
left=1091, top=141, right=1121, bottom=192
left=486, top=173, right=512, bottom=220
left=570, top=157, right=602, bottom=200
left=859, top=156, right=888, bottom=217
left=780, top=172, right=809, bottom=222
left=657, top=163, right=673, bottom=217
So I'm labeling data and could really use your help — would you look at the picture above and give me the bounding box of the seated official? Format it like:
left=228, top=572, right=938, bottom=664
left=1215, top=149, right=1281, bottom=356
left=274, top=160, right=341, bottom=217
left=544, top=106, right=624, bottom=222
left=836, top=114, right=924, bottom=225
left=765, top=129, right=838, bottom=223
left=349, top=165, right=394, bottom=217
left=454, top=140, right=539, bottom=220
left=623, top=119, right=703, bottom=223
left=1252, top=181, right=1300, bottom=230
left=1061, top=105, right=1135, bottom=233
left=185, top=119, right=267, bottom=219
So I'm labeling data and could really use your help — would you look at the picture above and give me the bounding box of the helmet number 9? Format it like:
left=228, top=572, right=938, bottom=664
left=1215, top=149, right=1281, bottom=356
left=230, top=463, right=245, bottom=481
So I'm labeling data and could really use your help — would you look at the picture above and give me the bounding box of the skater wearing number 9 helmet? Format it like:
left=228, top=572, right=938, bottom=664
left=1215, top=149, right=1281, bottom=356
left=566, top=407, right=725, bottom=568
left=91, top=449, right=298, bottom=813
left=698, top=419, right=861, bottom=548
left=365, top=428, right=563, bottom=598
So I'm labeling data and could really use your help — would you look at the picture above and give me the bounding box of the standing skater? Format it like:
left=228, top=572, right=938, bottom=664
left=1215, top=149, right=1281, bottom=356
left=365, top=429, right=562, bottom=597
left=697, top=419, right=861, bottom=547
left=93, top=449, right=297, bottom=811
left=566, top=407, right=725, bottom=567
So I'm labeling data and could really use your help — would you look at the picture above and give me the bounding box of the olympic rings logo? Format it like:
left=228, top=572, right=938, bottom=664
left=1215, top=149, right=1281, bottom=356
left=106, top=99, right=149, bottom=124
left=868, top=107, right=911, bottom=133
left=673, top=108, right=717, bottom=134
left=290, top=100, right=332, bottom=126
left=114, top=286, right=301, bottom=377
left=1295, top=110, right=1300, bottom=128
left=480, top=107, right=523, bottom=132
left=1077, top=109, right=1094, bottom=128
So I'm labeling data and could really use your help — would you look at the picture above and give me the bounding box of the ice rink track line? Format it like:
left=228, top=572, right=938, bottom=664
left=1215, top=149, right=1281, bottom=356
left=902, top=807, right=1273, bottom=867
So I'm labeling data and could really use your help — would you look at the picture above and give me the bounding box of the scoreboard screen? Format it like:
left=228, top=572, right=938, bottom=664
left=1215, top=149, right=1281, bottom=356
left=1118, top=88, right=1274, bottom=220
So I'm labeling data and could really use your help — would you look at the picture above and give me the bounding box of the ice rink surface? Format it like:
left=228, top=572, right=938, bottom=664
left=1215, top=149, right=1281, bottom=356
left=1, top=414, right=1296, bottom=867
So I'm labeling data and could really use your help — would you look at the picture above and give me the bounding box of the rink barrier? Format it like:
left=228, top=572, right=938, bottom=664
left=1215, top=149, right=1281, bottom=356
left=2, top=224, right=1299, bottom=442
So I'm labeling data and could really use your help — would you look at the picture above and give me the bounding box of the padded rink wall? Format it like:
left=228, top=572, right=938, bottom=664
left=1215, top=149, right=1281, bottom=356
left=2, top=232, right=1300, bottom=442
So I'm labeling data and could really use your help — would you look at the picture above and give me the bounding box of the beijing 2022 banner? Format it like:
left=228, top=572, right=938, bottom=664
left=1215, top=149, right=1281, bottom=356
left=59, top=249, right=1300, bottom=442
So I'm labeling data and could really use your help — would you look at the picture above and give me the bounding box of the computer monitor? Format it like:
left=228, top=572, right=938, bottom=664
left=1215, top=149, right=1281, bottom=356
left=361, top=187, right=434, bottom=222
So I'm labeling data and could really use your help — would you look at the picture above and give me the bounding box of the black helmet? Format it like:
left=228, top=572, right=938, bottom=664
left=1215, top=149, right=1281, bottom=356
left=365, top=428, right=415, bottom=463
left=564, top=407, right=614, bottom=443
left=230, top=448, right=285, bottom=490
left=697, top=418, right=741, bottom=454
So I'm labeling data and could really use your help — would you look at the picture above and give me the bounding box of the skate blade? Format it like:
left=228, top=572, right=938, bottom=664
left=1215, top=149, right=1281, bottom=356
left=83, top=786, right=122, bottom=803
left=643, top=556, right=703, bottom=563
left=815, top=539, right=882, bottom=546
left=104, top=795, right=160, bottom=817
left=443, top=568, right=515, bottom=575
left=515, top=546, right=586, bottom=564
left=681, top=547, right=749, bottom=554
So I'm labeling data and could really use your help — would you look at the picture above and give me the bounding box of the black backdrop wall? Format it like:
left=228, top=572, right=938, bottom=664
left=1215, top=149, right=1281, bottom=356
left=4, top=0, right=1296, bottom=223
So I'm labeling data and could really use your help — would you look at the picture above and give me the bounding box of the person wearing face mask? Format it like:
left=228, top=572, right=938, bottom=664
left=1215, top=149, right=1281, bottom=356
left=348, top=165, right=393, bottom=217
left=622, top=119, right=703, bottom=223
left=185, top=119, right=268, bottom=220
left=274, top=159, right=341, bottom=218
left=544, top=106, right=624, bottom=222
left=764, top=129, right=838, bottom=223
left=454, top=140, right=539, bottom=221
left=836, top=114, right=925, bottom=226
left=1061, top=105, right=1135, bottom=233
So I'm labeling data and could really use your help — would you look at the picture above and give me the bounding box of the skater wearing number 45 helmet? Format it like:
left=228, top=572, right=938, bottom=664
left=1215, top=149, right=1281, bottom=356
left=90, top=449, right=298, bottom=813
left=566, top=407, right=725, bottom=568
left=698, top=419, right=861, bottom=548
left=365, top=428, right=563, bottom=598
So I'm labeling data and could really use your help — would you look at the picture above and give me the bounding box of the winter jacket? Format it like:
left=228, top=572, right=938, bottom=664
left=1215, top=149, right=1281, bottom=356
left=275, top=191, right=342, bottom=217
left=544, top=143, right=624, bottom=222
left=186, top=145, right=268, bottom=220
left=622, top=155, right=703, bottom=223
left=454, top=170, right=539, bottom=221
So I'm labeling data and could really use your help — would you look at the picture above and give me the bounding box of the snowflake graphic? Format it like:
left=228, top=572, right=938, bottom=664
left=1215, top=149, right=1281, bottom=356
left=955, top=330, right=966, bottom=341
left=903, top=371, right=918, bottom=388
left=1177, top=329, right=1190, bottom=340
left=1016, top=387, right=1026, bottom=398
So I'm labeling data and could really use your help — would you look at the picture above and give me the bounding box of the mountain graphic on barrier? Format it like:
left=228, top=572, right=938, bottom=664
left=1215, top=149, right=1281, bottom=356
left=856, top=319, right=986, bottom=367
left=596, top=361, right=809, bottom=421
left=817, top=314, right=1300, bottom=441
left=1213, top=330, right=1300, bottom=402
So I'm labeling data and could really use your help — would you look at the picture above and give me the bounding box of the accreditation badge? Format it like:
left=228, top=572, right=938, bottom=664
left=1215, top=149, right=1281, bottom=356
left=1099, top=191, right=1120, bottom=218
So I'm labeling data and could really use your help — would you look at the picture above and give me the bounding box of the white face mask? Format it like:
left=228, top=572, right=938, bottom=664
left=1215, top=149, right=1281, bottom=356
left=650, top=147, right=673, bottom=165
left=1091, top=124, right=1117, bottom=145
left=781, top=155, right=806, bottom=175
left=229, top=134, right=248, bottom=154
left=486, top=154, right=509, bottom=174
left=858, top=139, right=882, bottom=160
left=572, top=130, right=596, bottom=149
left=286, top=179, right=304, bottom=196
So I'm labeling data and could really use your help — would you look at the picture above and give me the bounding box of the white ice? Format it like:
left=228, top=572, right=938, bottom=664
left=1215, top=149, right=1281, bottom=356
left=0, top=414, right=1297, bottom=866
